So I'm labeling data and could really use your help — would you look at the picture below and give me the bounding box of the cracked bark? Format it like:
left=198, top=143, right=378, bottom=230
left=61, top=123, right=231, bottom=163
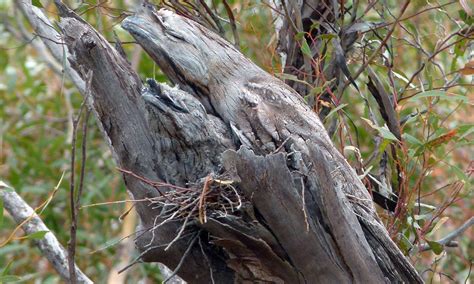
left=55, top=2, right=422, bottom=283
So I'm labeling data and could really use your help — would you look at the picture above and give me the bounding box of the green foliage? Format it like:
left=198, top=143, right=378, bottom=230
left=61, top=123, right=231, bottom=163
left=31, top=0, right=43, bottom=8
left=24, top=231, right=48, bottom=240
left=0, top=199, right=4, bottom=229
left=300, top=40, right=312, bottom=58
left=270, top=0, right=473, bottom=281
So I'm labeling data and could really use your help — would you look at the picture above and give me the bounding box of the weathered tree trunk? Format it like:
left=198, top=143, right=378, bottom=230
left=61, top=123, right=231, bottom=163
left=55, top=2, right=422, bottom=283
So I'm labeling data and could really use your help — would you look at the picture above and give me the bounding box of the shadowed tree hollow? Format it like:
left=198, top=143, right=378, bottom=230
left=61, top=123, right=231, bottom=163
left=50, top=1, right=424, bottom=283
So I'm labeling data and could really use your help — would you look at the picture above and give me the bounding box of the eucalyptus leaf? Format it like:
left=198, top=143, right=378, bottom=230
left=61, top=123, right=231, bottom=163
left=362, top=118, right=400, bottom=141
left=428, top=217, right=449, bottom=236
left=301, top=40, right=312, bottom=58
left=324, top=103, right=348, bottom=122
left=0, top=275, right=21, bottom=282
left=0, top=199, right=3, bottom=228
left=409, top=90, right=468, bottom=102
left=31, top=0, right=43, bottom=8
left=402, top=133, right=422, bottom=146
left=25, top=230, right=49, bottom=240
left=427, top=241, right=444, bottom=255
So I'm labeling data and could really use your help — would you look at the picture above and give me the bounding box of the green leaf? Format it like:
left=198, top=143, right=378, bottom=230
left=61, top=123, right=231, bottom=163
left=459, top=10, right=474, bottom=25
left=26, top=230, right=49, bottom=240
left=2, top=261, right=13, bottom=276
left=0, top=51, right=8, bottom=72
left=309, top=21, right=320, bottom=31
left=307, top=79, right=335, bottom=102
left=413, top=214, right=430, bottom=221
left=378, top=138, right=392, bottom=154
left=450, top=54, right=460, bottom=73
left=31, top=0, right=43, bottom=8
left=428, top=217, right=449, bottom=236
left=413, top=146, right=426, bottom=157
left=398, top=234, right=413, bottom=254
left=324, top=103, right=348, bottom=122
left=361, top=118, right=400, bottom=141
left=0, top=198, right=3, bottom=228
left=454, top=38, right=467, bottom=56
left=319, top=34, right=337, bottom=41
left=408, top=90, right=468, bottom=102
left=457, top=124, right=474, bottom=140
left=449, top=164, right=469, bottom=183
left=305, top=87, right=323, bottom=102
left=300, top=40, right=312, bottom=58
left=377, top=126, right=399, bottom=141
left=295, top=32, right=305, bottom=41
left=0, top=275, right=21, bottom=282
left=277, top=73, right=312, bottom=87
left=425, top=65, right=434, bottom=90
left=402, top=133, right=422, bottom=146
left=427, top=240, right=444, bottom=255
left=407, top=148, right=417, bottom=158
left=392, top=69, right=416, bottom=88
left=405, top=21, right=418, bottom=37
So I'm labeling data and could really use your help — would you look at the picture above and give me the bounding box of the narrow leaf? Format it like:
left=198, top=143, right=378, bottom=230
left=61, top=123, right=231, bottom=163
left=425, top=129, right=457, bottom=148
left=300, top=40, right=312, bottom=58
left=427, top=241, right=444, bottom=255
left=0, top=199, right=3, bottom=228
left=402, top=133, right=423, bottom=146
left=398, top=234, right=413, bottom=254
left=31, top=0, right=43, bottom=8
left=324, top=103, right=348, bottom=122
left=409, top=90, right=468, bottom=102
left=26, top=230, right=49, bottom=240
left=361, top=118, right=400, bottom=141
left=0, top=275, right=21, bottom=282
left=277, top=73, right=312, bottom=87
left=429, top=217, right=449, bottom=236
left=2, top=260, right=13, bottom=276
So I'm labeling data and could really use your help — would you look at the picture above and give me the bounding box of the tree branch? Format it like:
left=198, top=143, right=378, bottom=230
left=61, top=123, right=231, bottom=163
left=0, top=182, right=92, bottom=283
left=419, top=217, right=474, bottom=252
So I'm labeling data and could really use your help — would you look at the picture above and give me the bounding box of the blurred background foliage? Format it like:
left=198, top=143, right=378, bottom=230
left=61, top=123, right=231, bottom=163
left=0, top=0, right=472, bottom=283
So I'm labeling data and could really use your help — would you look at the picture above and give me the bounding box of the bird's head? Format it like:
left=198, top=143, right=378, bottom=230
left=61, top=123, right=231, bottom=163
left=122, top=6, right=261, bottom=97
left=122, top=7, right=208, bottom=88
left=122, top=5, right=254, bottom=92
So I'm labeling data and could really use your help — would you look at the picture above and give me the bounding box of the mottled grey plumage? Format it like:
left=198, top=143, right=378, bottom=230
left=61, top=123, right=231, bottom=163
left=142, top=80, right=232, bottom=185
left=144, top=79, right=191, bottom=114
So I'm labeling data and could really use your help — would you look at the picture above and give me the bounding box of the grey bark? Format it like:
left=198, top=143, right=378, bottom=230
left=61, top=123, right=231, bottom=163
left=51, top=2, right=422, bottom=283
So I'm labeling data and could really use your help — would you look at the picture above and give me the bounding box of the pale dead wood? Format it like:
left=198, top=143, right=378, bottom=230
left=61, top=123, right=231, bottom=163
left=0, top=183, right=92, bottom=283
